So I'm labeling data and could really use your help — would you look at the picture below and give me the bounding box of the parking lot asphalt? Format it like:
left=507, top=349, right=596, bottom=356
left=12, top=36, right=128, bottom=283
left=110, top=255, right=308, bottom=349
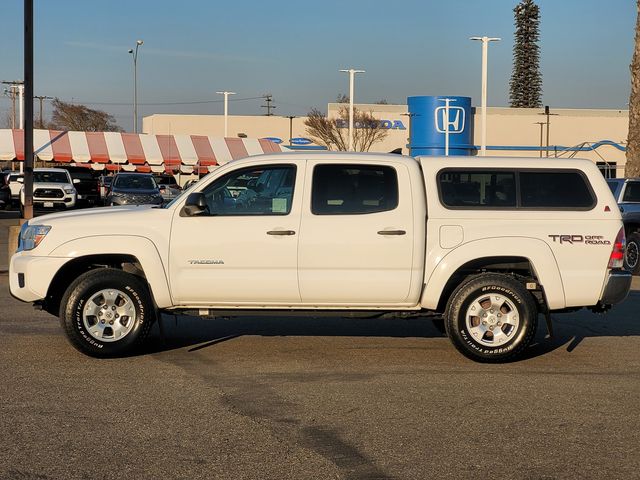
left=1, top=273, right=639, bottom=480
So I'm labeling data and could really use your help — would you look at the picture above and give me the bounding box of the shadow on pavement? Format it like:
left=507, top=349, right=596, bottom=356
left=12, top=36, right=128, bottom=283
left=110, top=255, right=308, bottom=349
left=138, top=313, right=449, bottom=356
left=135, top=291, right=640, bottom=361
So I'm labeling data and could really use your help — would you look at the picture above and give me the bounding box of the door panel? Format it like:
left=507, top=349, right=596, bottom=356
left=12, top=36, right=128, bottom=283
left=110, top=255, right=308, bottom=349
left=298, top=162, right=414, bottom=305
left=169, top=164, right=302, bottom=305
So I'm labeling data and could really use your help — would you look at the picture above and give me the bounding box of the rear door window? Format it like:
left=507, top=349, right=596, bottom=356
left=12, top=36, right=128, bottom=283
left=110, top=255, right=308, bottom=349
left=311, top=164, right=398, bottom=215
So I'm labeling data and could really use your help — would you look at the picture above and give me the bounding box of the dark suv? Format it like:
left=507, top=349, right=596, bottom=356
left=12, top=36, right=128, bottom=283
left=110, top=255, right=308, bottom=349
left=61, top=166, right=100, bottom=207
left=106, top=173, right=163, bottom=206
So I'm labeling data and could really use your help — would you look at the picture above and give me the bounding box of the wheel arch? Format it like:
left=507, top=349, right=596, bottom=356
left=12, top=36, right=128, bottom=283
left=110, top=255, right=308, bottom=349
left=45, top=236, right=172, bottom=315
left=421, top=237, right=565, bottom=311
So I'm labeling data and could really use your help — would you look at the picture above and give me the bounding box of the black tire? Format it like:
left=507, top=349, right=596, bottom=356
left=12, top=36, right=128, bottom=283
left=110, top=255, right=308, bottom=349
left=59, top=268, right=155, bottom=357
left=444, top=273, right=538, bottom=363
left=624, top=232, right=640, bottom=275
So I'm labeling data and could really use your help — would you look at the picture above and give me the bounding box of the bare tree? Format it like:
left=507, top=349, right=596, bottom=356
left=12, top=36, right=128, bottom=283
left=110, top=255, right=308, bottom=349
left=336, top=94, right=349, bottom=104
left=627, top=0, right=640, bottom=177
left=304, top=106, right=388, bottom=152
left=0, top=112, right=13, bottom=128
left=48, top=98, right=122, bottom=132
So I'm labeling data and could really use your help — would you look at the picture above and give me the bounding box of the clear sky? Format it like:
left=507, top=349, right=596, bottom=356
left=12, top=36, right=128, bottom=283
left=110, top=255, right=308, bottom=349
left=0, top=0, right=636, bottom=131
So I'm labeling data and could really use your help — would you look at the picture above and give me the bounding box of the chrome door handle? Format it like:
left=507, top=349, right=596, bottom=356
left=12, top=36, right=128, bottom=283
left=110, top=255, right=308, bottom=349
left=377, top=230, right=406, bottom=236
left=267, top=230, right=296, bottom=236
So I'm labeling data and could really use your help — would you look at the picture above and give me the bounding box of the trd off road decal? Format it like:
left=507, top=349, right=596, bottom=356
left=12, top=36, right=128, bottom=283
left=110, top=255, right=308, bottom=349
left=548, top=235, right=611, bottom=245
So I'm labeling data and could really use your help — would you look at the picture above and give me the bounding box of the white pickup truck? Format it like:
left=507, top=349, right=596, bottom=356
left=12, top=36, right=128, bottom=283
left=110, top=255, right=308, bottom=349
left=9, top=153, right=632, bottom=362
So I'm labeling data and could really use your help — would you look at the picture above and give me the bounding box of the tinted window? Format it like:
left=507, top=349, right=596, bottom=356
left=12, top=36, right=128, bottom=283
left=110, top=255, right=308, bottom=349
left=114, top=175, right=157, bottom=190
left=520, top=172, right=594, bottom=208
left=439, top=171, right=516, bottom=207
left=622, top=182, right=640, bottom=202
left=311, top=164, right=398, bottom=215
left=69, top=171, right=94, bottom=181
left=201, top=165, right=295, bottom=216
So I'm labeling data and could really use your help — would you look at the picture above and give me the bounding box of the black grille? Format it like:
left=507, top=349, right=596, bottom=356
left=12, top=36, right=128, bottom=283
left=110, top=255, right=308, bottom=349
left=34, top=188, right=64, bottom=199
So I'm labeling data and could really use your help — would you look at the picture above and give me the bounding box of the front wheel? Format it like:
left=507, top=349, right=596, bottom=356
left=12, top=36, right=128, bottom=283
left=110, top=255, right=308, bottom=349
left=624, top=232, right=640, bottom=275
left=59, top=269, right=155, bottom=357
left=444, top=273, right=538, bottom=363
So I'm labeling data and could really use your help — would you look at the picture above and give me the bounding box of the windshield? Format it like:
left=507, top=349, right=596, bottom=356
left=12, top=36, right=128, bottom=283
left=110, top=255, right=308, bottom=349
left=70, top=172, right=95, bottom=181
left=34, top=171, right=69, bottom=183
left=113, top=175, right=157, bottom=190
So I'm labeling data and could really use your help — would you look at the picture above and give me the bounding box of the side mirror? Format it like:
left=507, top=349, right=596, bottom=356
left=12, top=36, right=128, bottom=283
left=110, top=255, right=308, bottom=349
left=181, top=192, right=208, bottom=216
left=72, top=178, right=81, bottom=184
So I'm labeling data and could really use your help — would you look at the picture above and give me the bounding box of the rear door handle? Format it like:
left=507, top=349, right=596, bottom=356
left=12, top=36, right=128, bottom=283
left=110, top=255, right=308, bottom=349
left=267, top=230, right=296, bottom=236
left=377, top=230, right=406, bottom=236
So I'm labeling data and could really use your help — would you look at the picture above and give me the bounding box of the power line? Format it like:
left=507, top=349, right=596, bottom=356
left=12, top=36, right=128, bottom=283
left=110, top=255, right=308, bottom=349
left=58, top=96, right=264, bottom=107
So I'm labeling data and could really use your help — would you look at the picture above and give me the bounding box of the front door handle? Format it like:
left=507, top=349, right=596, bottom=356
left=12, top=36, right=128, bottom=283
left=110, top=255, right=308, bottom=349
left=267, top=230, right=296, bottom=236
left=377, top=230, right=406, bottom=236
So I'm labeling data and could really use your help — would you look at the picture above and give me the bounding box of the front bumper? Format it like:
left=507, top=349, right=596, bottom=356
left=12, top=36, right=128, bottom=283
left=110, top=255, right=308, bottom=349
left=9, top=253, right=71, bottom=303
left=600, top=270, right=632, bottom=305
left=32, top=195, right=76, bottom=209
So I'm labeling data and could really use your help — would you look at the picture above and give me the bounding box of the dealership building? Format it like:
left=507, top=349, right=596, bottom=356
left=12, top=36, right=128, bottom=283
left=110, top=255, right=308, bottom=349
left=143, top=97, right=629, bottom=177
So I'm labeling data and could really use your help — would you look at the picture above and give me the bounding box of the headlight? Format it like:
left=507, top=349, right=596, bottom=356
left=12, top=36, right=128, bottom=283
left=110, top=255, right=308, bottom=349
left=17, top=223, right=51, bottom=252
left=64, top=187, right=76, bottom=194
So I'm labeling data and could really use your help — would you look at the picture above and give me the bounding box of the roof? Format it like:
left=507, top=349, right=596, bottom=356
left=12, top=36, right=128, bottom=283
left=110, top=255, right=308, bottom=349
left=0, top=129, right=288, bottom=174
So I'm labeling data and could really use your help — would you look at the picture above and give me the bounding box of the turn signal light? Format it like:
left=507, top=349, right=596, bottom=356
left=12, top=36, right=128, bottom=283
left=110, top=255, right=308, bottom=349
left=608, top=227, right=626, bottom=269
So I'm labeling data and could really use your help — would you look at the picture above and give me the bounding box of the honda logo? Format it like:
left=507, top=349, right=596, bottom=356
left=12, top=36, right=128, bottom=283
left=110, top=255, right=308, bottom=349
left=434, top=106, right=466, bottom=134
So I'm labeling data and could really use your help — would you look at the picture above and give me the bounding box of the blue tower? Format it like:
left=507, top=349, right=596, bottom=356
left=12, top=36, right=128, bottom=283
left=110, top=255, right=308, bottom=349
left=407, top=96, right=474, bottom=156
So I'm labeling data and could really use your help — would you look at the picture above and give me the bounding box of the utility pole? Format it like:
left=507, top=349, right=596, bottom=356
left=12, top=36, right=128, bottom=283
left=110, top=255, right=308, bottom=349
left=34, top=95, right=52, bottom=128
left=283, top=115, right=296, bottom=145
left=261, top=94, right=276, bottom=116
left=23, top=0, right=34, bottom=220
left=2, top=81, right=24, bottom=129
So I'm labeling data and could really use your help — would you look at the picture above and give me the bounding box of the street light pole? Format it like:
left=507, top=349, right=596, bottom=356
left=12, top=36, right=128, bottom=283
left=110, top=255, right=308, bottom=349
left=438, top=98, right=457, bottom=156
left=128, top=40, right=143, bottom=133
left=470, top=36, right=500, bottom=156
left=339, top=68, right=365, bottom=151
left=216, top=91, right=236, bottom=137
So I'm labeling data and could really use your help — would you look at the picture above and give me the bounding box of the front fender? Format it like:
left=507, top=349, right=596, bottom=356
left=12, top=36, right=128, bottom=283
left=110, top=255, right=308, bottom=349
left=50, top=235, right=173, bottom=308
left=421, top=237, right=565, bottom=310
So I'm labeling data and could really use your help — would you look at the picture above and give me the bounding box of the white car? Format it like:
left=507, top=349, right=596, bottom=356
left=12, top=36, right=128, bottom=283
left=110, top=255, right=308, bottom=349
left=20, top=168, right=77, bottom=213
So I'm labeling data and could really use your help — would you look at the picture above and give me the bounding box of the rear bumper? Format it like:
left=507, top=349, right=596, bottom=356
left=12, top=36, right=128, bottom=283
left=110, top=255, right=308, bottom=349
left=600, top=270, right=632, bottom=305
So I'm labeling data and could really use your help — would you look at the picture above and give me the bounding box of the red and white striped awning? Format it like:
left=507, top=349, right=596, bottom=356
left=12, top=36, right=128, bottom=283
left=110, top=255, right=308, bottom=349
left=0, top=129, right=288, bottom=174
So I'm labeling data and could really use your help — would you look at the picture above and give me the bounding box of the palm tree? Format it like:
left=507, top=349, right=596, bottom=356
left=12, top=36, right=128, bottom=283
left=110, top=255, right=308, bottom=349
left=627, top=0, right=640, bottom=177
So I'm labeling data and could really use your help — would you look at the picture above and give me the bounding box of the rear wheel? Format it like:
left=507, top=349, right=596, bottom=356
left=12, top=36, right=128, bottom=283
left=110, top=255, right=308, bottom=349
left=59, top=268, right=155, bottom=357
left=444, top=273, right=538, bottom=363
left=624, top=232, right=640, bottom=275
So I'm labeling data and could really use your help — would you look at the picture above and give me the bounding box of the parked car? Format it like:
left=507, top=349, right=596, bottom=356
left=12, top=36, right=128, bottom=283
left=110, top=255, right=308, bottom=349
left=98, top=175, right=114, bottom=205
left=607, top=178, right=640, bottom=274
left=0, top=179, right=9, bottom=209
left=106, top=173, right=163, bottom=206
left=4, top=172, right=23, bottom=206
left=153, top=174, right=182, bottom=203
left=60, top=167, right=99, bottom=207
left=20, top=168, right=77, bottom=214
